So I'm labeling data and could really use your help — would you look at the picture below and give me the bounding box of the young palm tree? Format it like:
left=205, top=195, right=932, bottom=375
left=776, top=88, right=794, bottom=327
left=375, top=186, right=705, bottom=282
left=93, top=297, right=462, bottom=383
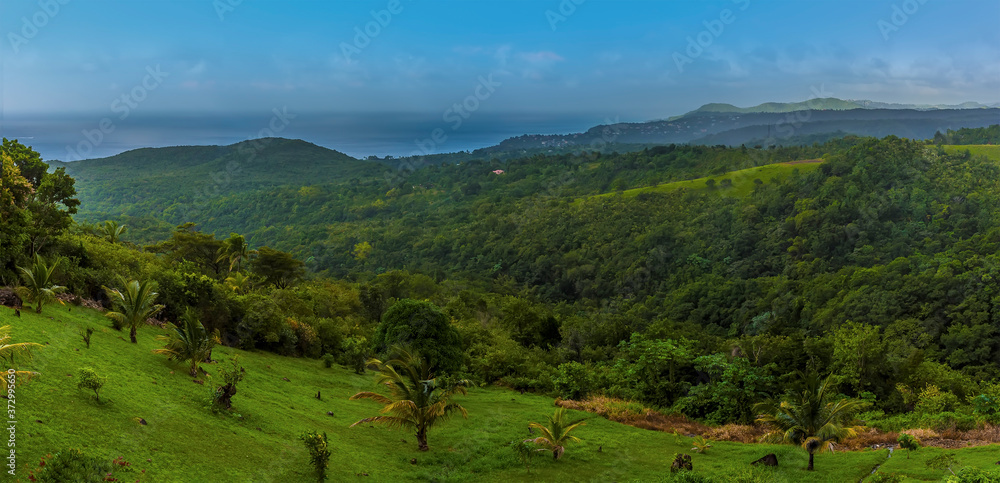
left=153, top=308, right=219, bottom=376
left=755, top=372, right=865, bottom=471
left=349, top=346, right=469, bottom=451
left=0, top=325, right=42, bottom=392
left=104, top=277, right=164, bottom=343
left=16, top=255, right=66, bottom=313
left=224, top=272, right=255, bottom=295
left=216, top=233, right=256, bottom=274
left=526, top=408, right=587, bottom=460
left=100, top=220, right=127, bottom=244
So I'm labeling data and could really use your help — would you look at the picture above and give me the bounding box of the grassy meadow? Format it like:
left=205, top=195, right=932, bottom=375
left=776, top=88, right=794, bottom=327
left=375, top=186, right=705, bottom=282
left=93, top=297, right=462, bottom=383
left=2, top=304, right=997, bottom=482
left=585, top=160, right=825, bottom=201
left=941, top=144, right=1000, bottom=161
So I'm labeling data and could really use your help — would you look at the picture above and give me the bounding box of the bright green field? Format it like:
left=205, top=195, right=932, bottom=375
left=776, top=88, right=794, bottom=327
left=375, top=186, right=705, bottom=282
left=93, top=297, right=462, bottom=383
left=587, top=161, right=824, bottom=201
left=942, top=144, right=1000, bottom=161
left=2, top=305, right=996, bottom=482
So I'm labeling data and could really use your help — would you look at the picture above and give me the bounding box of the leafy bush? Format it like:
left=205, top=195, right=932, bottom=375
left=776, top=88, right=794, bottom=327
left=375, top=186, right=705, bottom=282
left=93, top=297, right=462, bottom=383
left=26, top=449, right=141, bottom=482
left=553, top=361, right=593, bottom=400
left=510, top=439, right=535, bottom=473
left=339, top=335, right=369, bottom=374
left=945, top=466, right=1000, bottom=483
left=321, top=353, right=335, bottom=368
left=868, top=472, right=905, bottom=483
left=76, top=367, right=105, bottom=402
left=371, top=299, right=462, bottom=374
left=300, top=431, right=332, bottom=482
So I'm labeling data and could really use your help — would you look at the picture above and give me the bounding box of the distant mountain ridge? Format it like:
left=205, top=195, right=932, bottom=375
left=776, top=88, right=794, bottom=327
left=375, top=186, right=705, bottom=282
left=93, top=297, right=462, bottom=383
left=673, top=98, right=998, bottom=118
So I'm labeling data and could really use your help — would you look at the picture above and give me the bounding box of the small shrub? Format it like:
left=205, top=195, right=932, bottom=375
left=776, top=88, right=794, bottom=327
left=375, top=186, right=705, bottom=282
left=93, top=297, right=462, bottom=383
left=340, top=335, right=369, bottom=374
left=80, top=328, right=93, bottom=349
left=212, top=356, right=246, bottom=411
left=946, top=466, right=1000, bottom=483
left=927, top=452, right=960, bottom=476
left=320, top=353, right=335, bottom=369
left=868, top=472, right=905, bottom=483
left=510, top=439, right=535, bottom=473
left=300, top=431, right=332, bottom=482
left=26, top=449, right=141, bottom=482
left=76, top=368, right=105, bottom=402
left=897, top=433, right=920, bottom=459
left=691, top=436, right=712, bottom=453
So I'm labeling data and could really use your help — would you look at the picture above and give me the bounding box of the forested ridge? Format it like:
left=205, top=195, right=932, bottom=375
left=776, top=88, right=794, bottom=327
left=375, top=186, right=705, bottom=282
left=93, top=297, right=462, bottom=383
left=3, top=128, right=1000, bottom=434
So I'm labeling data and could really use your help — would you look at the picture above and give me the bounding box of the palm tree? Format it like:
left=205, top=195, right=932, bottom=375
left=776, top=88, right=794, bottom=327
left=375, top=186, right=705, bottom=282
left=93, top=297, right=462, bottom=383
left=216, top=233, right=256, bottom=274
left=104, top=277, right=164, bottom=343
left=100, top=220, right=127, bottom=244
left=153, top=308, right=219, bottom=376
left=349, top=346, right=469, bottom=451
left=0, top=325, right=42, bottom=393
left=224, top=272, right=255, bottom=295
left=526, top=408, right=587, bottom=460
left=16, top=255, right=66, bottom=313
left=755, top=372, right=865, bottom=471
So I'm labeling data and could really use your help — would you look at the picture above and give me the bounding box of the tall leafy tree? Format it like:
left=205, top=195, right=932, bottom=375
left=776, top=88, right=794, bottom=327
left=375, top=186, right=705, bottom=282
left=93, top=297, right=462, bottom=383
left=250, top=246, right=304, bottom=288
left=1, top=140, right=77, bottom=279
left=349, top=346, right=469, bottom=451
left=16, top=255, right=66, bottom=313
left=755, top=372, right=865, bottom=471
left=153, top=308, right=219, bottom=376
left=372, top=299, right=463, bottom=374
left=104, top=278, right=165, bottom=343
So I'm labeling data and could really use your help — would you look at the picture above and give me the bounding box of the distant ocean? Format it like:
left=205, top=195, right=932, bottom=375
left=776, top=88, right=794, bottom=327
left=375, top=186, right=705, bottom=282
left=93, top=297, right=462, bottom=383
left=1, top=112, right=611, bottom=163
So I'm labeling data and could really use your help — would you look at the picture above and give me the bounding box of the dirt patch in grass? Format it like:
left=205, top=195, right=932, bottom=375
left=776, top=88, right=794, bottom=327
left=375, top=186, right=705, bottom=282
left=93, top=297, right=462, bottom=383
left=557, top=397, right=1000, bottom=450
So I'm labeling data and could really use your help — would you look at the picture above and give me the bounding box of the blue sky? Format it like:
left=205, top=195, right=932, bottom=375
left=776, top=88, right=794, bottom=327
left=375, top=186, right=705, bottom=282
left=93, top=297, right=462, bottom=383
left=2, top=0, right=998, bottom=121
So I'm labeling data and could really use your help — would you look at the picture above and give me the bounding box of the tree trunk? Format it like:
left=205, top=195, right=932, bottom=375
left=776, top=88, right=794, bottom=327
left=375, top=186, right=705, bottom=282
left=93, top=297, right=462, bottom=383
left=807, top=452, right=814, bottom=471
left=130, top=326, right=137, bottom=343
left=416, top=428, right=429, bottom=451
left=190, top=361, right=198, bottom=377
left=35, top=303, right=42, bottom=313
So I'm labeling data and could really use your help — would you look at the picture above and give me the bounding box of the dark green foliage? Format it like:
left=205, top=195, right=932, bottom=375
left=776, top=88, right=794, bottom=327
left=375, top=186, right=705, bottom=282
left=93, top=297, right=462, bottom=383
left=933, top=125, right=1000, bottom=145
left=321, top=353, right=335, bottom=368
left=250, top=246, right=305, bottom=288
left=299, top=431, right=332, bottom=482
left=372, top=299, right=462, bottom=374
left=552, top=361, right=593, bottom=400
left=26, top=449, right=140, bottom=482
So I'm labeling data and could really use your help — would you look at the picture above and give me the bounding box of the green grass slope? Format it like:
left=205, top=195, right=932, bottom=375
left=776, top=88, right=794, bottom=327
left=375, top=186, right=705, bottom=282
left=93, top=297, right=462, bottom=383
left=586, top=160, right=824, bottom=201
left=942, top=144, right=1000, bottom=161
left=2, top=305, right=995, bottom=482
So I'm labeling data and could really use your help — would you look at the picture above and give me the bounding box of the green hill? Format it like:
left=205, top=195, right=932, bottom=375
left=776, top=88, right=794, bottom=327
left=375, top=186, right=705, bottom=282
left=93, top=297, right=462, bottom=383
left=49, top=138, right=383, bottom=229
left=7, top=304, right=998, bottom=482
left=688, top=98, right=862, bottom=115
